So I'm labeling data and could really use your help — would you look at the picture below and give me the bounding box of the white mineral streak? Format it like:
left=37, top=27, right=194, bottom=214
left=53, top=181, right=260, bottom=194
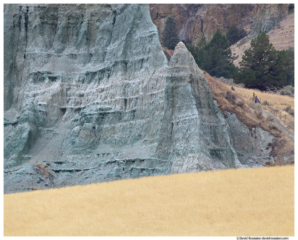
left=4, top=4, right=274, bottom=193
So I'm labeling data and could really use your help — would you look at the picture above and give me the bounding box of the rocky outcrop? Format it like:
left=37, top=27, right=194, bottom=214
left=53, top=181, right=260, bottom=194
left=150, top=4, right=255, bottom=46
left=4, top=4, right=168, bottom=169
left=249, top=4, right=289, bottom=38
left=231, top=12, right=294, bottom=67
left=150, top=4, right=290, bottom=48
left=4, top=4, right=275, bottom=193
left=156, top=42, right=242, bottom=172
left=237, top=4, right=289, bottom=46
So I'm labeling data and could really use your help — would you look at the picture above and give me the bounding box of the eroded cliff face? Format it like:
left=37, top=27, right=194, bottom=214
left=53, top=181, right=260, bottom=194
left=150, top=4, right=289, bottom=47
left=150, top=4, right=255, bottom=46
left=238, top=4, right=289, bottom=46
left=249, top=4, right=289, bottom=38
left=4, top=4, right=168, bottom=169
left=157, top=42, right=242, bottom=172
left=4, top=4, right=275, bottom=193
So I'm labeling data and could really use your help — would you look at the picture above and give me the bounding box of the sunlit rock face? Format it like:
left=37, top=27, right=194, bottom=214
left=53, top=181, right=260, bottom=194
left=4, top=4, right=274, bottom=193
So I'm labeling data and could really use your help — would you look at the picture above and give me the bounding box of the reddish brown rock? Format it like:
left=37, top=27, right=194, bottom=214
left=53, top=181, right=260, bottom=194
left=162, top=47, right=174, bottom=61
left=150, top=4, right=254, bottom=46
left=150, top=4, right=290, bottom=47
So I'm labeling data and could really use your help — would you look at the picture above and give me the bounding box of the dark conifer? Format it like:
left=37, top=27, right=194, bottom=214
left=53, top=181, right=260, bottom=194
left=234, top=32, right=293, bottom=90
left=162, top=16, right=179, bottom=50
left=226, top=24, right=247, bottom=46
left=198, top=29, right=235, bottom=78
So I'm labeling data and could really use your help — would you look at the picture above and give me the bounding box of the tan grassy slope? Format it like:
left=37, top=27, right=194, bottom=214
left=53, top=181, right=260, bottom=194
left=4, top=165, right=294, bottom=236
left=204, top=72, right=294, bottom=165
left=231, top=13, right=294, bottom=67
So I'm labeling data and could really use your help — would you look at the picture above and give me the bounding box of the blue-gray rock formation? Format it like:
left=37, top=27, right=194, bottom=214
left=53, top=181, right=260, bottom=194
left=4, top=4, right=274, bottom=193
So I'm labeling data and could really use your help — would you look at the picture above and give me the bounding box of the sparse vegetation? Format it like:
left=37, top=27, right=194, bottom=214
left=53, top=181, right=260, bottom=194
left=280, top=89, right=291, bottom=96
left=288, top=121, right=294, bottom=129
left=225, top=90, right=237, bottom=104
left=284, top=105, right=294, bottom=116
left=267, top=114, right=275, bottom=122
left=285, top=105, right=291, bottom=112
left=247, top=100, right=256, bottom=109
left=255, top=109, right=263, bottom=119
left=236, top=100, right=245, bottom=108
left=269, top=124, right=278, bottom=130
left=231, top=86, right=235, bottom=91
left=204, top=71, right=294, bottom=165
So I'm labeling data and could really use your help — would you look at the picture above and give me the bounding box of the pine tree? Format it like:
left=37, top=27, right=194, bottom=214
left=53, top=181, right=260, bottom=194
left=288, top=4, right=294, bottom=14
left=226, top=24, right=247, bottom=46
left=283, top=47, right=294, bottom=86
left=197, top=37, right=206, bottom=49
left=200, top=29, right=235, bottom=78
left=187, top=29, right=237, bottom=78
left=234, top=32, right=292, bottom=90
left=162, top=16, right=179, bottom=50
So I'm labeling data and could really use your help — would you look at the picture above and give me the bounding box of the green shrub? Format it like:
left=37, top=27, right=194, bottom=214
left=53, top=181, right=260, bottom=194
left=288, top=109, right=294, bottom=116
left=288, top=4, right=294, bottom=14
left=284, top=106, right=294, bottom=116
left=284, top=105, right=291, bottom=112
left=236, top=100, right=245, bottom=108
left=225, top=90, right=237, bottom=104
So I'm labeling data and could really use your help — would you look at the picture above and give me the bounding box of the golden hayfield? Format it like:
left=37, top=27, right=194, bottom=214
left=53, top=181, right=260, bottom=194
left=4, top=165, right=294, bottom=236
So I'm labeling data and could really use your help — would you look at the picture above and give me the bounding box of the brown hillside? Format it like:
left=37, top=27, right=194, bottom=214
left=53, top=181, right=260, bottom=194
left=231, top=13, right=294, bottom=67
left=204, top=72, right=294, bottom=165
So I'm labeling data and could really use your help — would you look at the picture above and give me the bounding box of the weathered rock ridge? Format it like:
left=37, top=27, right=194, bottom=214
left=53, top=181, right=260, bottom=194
left=238, top=4, right=289, bottom=46
left=150, top=4, right=254, bottom=46
left=150, top=4, right=289, bottom=47
left=4, top=4, right=274, bottom=193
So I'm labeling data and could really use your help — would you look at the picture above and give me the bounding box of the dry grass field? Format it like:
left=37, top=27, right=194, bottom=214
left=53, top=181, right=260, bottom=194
left=4, top=165, right=294, bottom=236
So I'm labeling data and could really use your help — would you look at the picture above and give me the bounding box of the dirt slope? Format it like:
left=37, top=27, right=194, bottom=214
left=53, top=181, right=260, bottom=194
left=204, top=72, right=294, bottom=165
left=4, top=165, right=294, bottom=236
